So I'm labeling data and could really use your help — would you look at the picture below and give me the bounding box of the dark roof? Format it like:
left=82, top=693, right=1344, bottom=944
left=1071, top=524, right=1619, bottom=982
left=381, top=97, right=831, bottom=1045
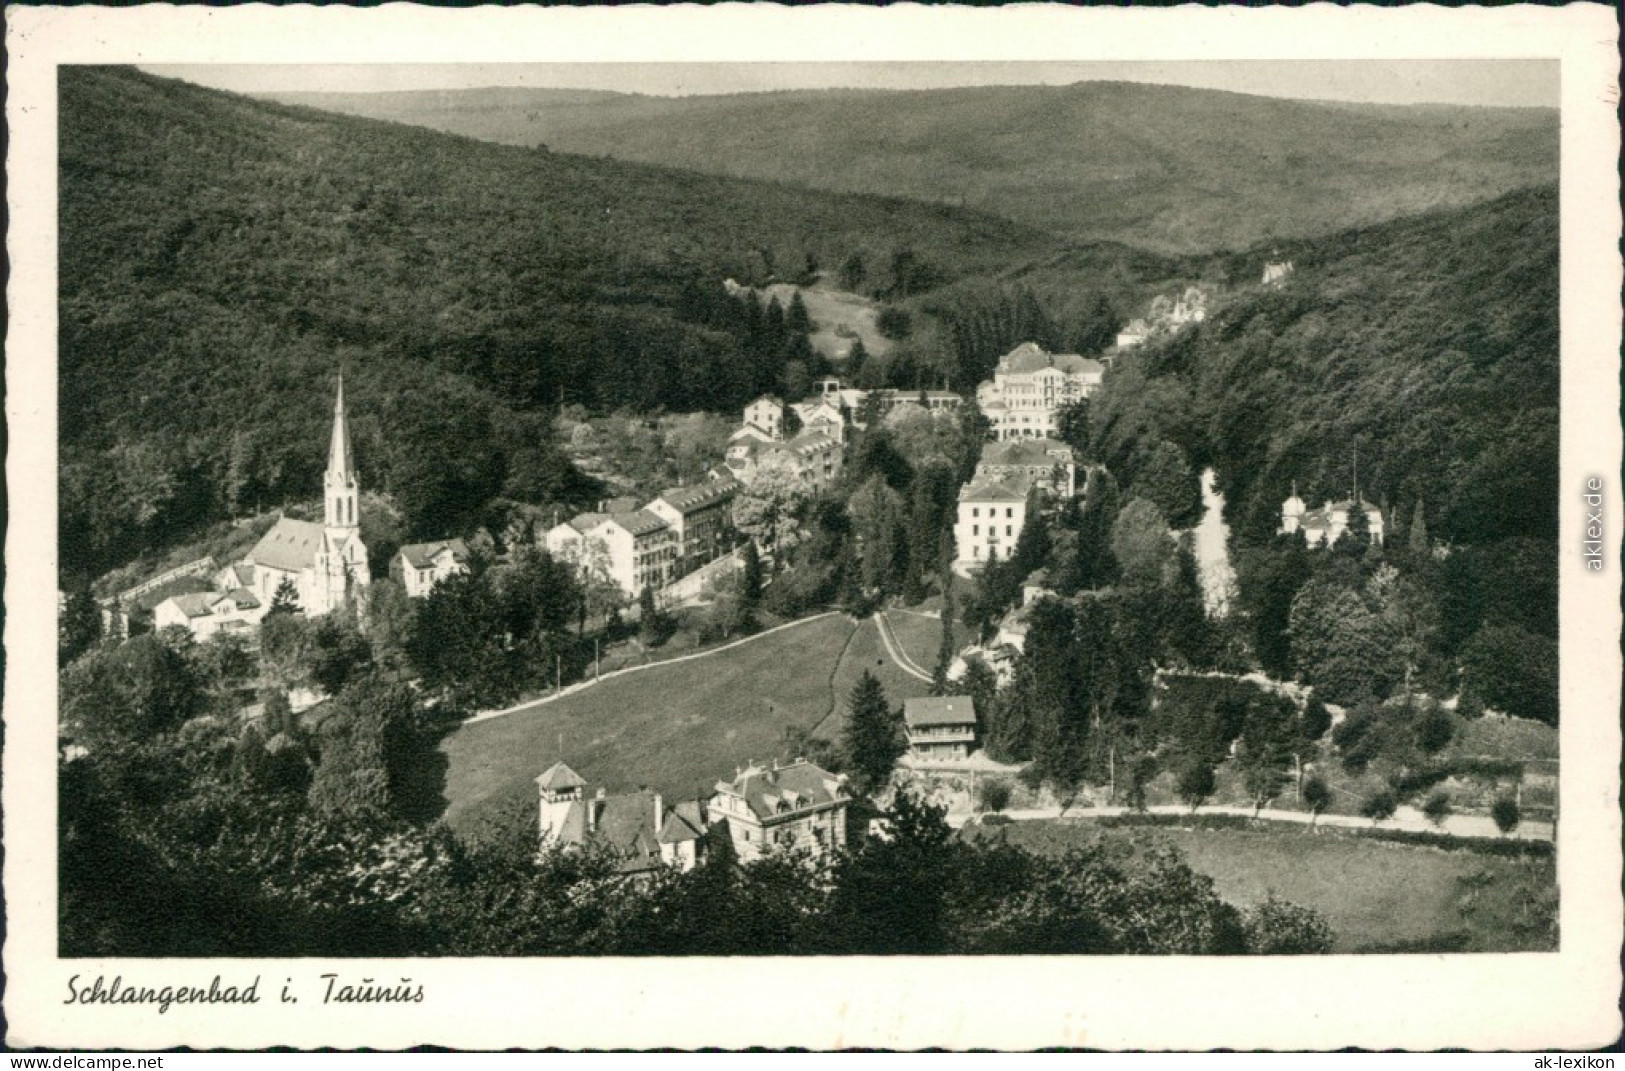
left=654, top=477, right=741, bottom=514
left=397, top=538, right=471, bottom=569
left=609, top=510, right=669, bottom=538
left=659, top=802, right=707, bottom=844
left=981, top=438, right=1074, bottom=468
left=589, top=791, right=665, bottom=873
left=717, top=761, right=845, bottom=822
left=905, top=696, right=978, bottom=728
left=167, top=592, right=217, bottom=619
left=958, top=476, right=1029, bottom=503
left=536, top=761, right=587, bottom=792
left=247, top=517, right=326, bottom=573
left=222, top=587, right=261, bottom=610
left=564, top=512, right=611, bottom=534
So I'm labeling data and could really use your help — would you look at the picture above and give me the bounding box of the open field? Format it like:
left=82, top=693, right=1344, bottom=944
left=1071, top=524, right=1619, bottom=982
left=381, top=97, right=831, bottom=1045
left=820, top=616, right=940, bottom=739
left=882, top=609, right=965, bottom=678
left=757, top=281, right=892, bottom=364
left=442, top=612, right=935, bottom=831
left=978, top=819, right=1557, bottom=952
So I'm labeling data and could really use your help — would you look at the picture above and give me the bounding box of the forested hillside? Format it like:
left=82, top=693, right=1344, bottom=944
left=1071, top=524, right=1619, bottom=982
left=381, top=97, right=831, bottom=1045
left=1089, top=185, right=1557, bottom=552
left=265, top=81, right=1557, bottom=253
left=1083, top=187, right=1558, bottom=717
left=59, top=67, right=1061, bottom=579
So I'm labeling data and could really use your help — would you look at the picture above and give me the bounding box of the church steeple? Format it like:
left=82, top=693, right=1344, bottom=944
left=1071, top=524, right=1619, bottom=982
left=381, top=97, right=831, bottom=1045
left=325, top=374, right=359, bottom=531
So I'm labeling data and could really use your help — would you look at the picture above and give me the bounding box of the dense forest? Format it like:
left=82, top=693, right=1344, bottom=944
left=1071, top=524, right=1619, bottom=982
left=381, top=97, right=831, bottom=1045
left=58, top=67, right=1063, bottom=579
left=264, top=81, right=1557, bottom=253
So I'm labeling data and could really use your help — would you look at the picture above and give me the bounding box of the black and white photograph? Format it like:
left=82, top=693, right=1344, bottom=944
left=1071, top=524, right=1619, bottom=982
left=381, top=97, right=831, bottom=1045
left=6, top=3, right=1621, bottom=1052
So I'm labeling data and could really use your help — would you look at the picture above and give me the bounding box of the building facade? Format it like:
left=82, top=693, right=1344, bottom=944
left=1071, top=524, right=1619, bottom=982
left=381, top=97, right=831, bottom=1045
left=976, top=343, right=1105, bottom=441
left=953, top=476, right=1030, bottom=572
left=903, top=696, right=978, bottom=763
left=391, top=538, right=472, bottom=598
left=708, top=761, right=848, bottom=863
left=646, top=475, right=741, bottom=574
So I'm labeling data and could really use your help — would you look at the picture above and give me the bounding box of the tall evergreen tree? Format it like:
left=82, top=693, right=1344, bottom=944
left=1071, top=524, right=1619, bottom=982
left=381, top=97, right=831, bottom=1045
left=842, top=671, right=904, bottom=795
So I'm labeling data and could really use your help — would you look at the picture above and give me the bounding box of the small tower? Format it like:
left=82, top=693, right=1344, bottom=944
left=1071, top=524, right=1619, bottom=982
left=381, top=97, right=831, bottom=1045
left=1280, top=481, right=1307, bottom=535
left=536, top=761, right=588, bottom=843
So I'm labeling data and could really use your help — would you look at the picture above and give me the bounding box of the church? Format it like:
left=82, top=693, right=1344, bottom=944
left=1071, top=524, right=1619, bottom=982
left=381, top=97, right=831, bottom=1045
left=240, top=377, right=371, bottom=617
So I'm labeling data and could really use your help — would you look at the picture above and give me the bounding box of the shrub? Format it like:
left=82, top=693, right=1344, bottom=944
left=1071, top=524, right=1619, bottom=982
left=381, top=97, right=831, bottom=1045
left=1360, top=788, right=1399, bottom=823
left=1421, top=790, right=1453, bottom=827
left=1302, top=774, right=1333, bottom=818
left=1491, top=795, right=1521, bottom=835
left=1176, top=762, right=1217, bottom=812
left=1244, top=894, right=1336, bottom=954
left=978, top=779, right=1013, bottom=814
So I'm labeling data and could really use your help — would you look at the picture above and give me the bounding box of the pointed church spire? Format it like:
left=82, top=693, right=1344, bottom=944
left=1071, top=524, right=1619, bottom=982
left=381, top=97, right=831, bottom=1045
left=328, top=373, right=355, bottom=479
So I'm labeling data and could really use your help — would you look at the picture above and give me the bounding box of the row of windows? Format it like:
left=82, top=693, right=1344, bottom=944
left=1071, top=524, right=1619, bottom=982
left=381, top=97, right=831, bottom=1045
left=970, top=525, right=1014, bottom=537
left=969, top=507, right=1016, bottom=519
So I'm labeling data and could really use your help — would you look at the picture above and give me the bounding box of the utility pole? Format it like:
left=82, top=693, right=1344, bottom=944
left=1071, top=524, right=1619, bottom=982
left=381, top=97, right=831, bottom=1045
left=595, top=637, right=601, bottom=680
left=555, top=654, right=562, bottom=695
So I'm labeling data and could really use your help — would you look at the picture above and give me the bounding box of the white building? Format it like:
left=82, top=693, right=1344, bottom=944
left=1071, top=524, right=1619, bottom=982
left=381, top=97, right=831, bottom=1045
left=237, top=378, right=371, bottom=618
left=954, top=475, right=1030, bottom=573
left=152, top=587, right=262, bottom=640
left=708, top=760, right=848, bottom=863
left=390, top=538, right=472, bottom=598
left=743, top=395, right=785, bottom=440
left=1280, top=485, right=1384, bottom=548
left=725, top=429, right=843, bottom=491
left=549, top=510, right=677, bottom=599
left=903, top=696, right=977, bottom=763
left=976, top=343, right=1104, bottom=441
left=1262, top=260, right=1295, bottom=286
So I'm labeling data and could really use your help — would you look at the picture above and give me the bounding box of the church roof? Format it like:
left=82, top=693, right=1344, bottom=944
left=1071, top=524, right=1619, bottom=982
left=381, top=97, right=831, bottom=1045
left=247, top=517, right=325, bottom=573
left=328, top=375, right=356, bottom=478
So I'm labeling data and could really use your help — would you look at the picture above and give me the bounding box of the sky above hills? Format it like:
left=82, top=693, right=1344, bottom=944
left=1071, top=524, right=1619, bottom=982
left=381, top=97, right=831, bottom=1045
left=143, top=60, right=1557, bottom=108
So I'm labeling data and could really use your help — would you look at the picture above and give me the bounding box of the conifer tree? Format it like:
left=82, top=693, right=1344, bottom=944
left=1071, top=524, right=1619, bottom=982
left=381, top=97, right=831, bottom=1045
left=842, top=671, right=904, bottom=795
left=1408, top=497, right=1430, bottom=557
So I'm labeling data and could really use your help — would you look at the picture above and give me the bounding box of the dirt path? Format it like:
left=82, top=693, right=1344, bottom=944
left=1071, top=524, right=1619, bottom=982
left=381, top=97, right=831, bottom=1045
left=955, top=801, right=1555, bottom=842
left=875, top=611, right=933, bottom=682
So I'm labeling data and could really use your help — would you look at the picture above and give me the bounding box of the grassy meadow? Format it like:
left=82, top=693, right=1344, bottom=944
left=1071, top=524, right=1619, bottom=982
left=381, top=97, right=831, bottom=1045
left=441, top=612, right=938, bottom=832
left=976, top=819, right=1557, bottom=953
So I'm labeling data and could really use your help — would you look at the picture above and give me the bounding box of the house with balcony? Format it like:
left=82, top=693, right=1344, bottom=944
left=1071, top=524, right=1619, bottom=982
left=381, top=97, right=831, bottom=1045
left=646, top=475, right=742, bottom=574
left=904, top=696, right=978, bottom=763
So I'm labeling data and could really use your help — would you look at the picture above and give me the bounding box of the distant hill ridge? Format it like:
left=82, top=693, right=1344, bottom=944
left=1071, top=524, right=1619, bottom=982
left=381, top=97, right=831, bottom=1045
left=261, top=79, right=1558, bottom=254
